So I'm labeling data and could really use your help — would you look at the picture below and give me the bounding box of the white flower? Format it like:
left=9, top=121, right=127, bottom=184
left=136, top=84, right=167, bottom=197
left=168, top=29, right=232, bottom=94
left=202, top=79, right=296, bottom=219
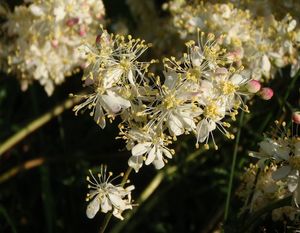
left=86, top=165, right=134, bottom=220
left=148, top=70, right=202, bottom=137
left=73, top=88, right=131, bottom=129
left=250, top=138, right=290, bottom=167
left=127, top=128, right=174, bottom=172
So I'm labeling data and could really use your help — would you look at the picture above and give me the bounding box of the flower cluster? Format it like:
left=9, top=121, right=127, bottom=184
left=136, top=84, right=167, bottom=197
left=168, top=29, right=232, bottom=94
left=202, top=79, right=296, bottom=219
left=74, top=29, right=261, bottom=172
left=221, top=0, right=300, bottom=22
left=237, top=164, right=288, bottom=212
left=164, top=0, right=300, bottom=81
left=86, top=165, right=134, bottom=220
left=0, top=0, right=105, bottom=95
left=237, top=163, right=300, bottom=222
left=249, top=120, right=300, bottom=206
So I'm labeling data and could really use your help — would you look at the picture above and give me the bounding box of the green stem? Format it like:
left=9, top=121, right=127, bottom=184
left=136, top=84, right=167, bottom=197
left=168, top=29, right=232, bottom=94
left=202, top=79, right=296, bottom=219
left=110, top=148, right=205, bottom=233
left=98, top=167, right=132, bottom=233
left=0, top=205, right=17, bottom=233
left=0, top=94, right=82, bottom=156
left=224, top=110, right=245, bottom=221
left=0, top=157, right=45, bottom=183
left=240, top=196, right=291, bottom=232
left=98, top=213, right=113, bottom=233
left=282, top=71, right=300, bottom=106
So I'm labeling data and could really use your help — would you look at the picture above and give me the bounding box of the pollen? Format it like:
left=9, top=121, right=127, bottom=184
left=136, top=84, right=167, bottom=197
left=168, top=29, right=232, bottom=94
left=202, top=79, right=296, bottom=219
left=203, top=102, right=219, bottom=120
left=219, top=81, right=236, bottom=95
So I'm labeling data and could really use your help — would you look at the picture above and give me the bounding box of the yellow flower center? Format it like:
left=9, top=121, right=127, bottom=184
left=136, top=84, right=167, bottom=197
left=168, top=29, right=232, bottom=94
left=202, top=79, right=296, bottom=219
left=120, top=59, right=131, bottom=72
left=204, top=102, right=220, bottom=120
left=162, top=94, right=180, bottom=109
left=219, top=81, right=236, bottom=95
left=186, top=68, right=201, bottom=81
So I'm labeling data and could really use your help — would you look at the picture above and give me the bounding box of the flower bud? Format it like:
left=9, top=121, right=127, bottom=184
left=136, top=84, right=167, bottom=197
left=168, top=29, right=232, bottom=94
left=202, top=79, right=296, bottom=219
left=246, top=80, right=261, bottom=93
left=66, top=17, right=79, bottom=27
left=292, top=111, right=300, bottom=124
left=95, top=31, right=111, bottom=47
left=51, top=39, right=59, bottom=48
left=95, top=34, right=102, bottom=44
left=79, top=25, right=86, bottom=37
left=259, top=87, right=273, bottom=100
left=226, top=48, right=243, bottom=62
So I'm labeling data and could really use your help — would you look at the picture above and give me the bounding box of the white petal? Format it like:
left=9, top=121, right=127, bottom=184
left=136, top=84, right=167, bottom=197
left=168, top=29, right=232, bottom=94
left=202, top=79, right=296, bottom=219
left=191, top=46, right=204, bottom=67
left=128, top=155, right=143, bottom=172
left=259, top=139, right=276, bottom=156
left=162, top=148, right=172, bottom=159
left=163, top=71, right=178, bottom=89
left=145, top=146, right=156, bottom=165
left=125, top=185, right=135, bottom=192
left=288, top=170, right=300, bottom=192
left=276, top=147, right=290, bottom=161
left=288, top=19, right=297, bottom=32
left=261, top=55, right=271, bottom=77
left=272, top=165, right=291, bottom=180
left=156, top=147, right=163, bottom=161
left=128, top=70, right=135, bottom=86
left=94, top=99, right=106, bottom=128
left=110, top=93, right=131, bottom=109
left=30, top=5, right=45, bottom=16
left=101, top=196, right=112, bottom=213
left=207, top=120, right=216, bottom=131
left=103, top=67, right=123, bottom=88
left=152, top=159, right=165, bottom=169
left=53, top=6, right=66, bottom=21
left=112, top=208, right=124, bottom=220
left=168, top=114, right=184, bottom=136
left=196, top=119, right=209, bottom=143
left=101, top=91, right=130, bottom=114
left=230, top=74, right=244, bottom=85
left=101, top=94, right=122, bottom=113
left=86, top=196, right=100, bottom=219
left=131, top=142, right=151, bottom=156
left=108, top=193, right=126, bottom=210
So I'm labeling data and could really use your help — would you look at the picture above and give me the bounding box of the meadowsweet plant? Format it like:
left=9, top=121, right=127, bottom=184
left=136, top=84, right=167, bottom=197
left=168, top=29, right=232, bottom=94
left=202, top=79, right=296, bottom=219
left=0, top=0, right=105, bottom=95
left=2, top=1, right=300, bottom=233
left=71, top=22, right=279, bottom=232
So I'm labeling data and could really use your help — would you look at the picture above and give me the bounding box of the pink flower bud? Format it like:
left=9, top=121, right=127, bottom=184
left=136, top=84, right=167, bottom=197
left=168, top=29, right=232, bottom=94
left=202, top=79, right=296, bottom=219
left=292, top=111, right=300, bottom=124
left=51, top=39, right=59, bottom=48
left=95, top=34, right=102, bottom=45
left=226, top=48, right=243, bottom=62
left=79, top=25, right=86, bottom=37
left=259, top=87, right=274, bottom=100
left=66, top=17, right=79, bottom=27
left=95, top=31, right=111, bottom=46
left=246, top=80, right=261, bottom=93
